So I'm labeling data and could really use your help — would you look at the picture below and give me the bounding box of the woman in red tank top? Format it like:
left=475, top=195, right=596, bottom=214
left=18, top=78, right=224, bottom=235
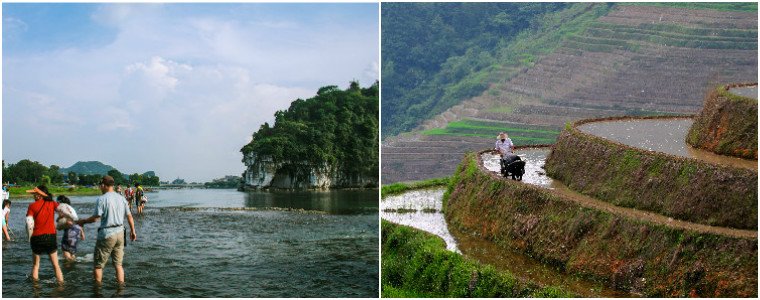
left=25, top=185, right=64, bottom=283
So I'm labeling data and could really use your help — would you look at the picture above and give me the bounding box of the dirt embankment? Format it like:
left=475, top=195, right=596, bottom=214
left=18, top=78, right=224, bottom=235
left=445, top=153, right=757, bottom=297
left=544, top=116, right=757, bottom=230
left=687, top=83, right=758, bottom=159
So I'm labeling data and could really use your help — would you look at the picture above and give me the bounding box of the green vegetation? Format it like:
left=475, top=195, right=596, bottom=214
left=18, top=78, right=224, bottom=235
left=241, top=82, right=378, bottom=185
left=2, top=159, right=159, bottom=187
left=8, top=184, right=102, bottom=198
left=421, top=119, right=560, bottom=145
left=204, top=176, right=242, bottom=189
left=381, top=177, right=449, bottom=198
left=382, top=3, right=612, bottom=138
left=382, top=220, right=574, bottom=297
left=445, top=153, right=758, bottom=297
left=623, top=2, right=757, bottom=12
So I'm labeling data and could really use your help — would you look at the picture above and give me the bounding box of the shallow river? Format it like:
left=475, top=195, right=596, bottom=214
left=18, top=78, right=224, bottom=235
left=2, top=189, right=379, bottom=297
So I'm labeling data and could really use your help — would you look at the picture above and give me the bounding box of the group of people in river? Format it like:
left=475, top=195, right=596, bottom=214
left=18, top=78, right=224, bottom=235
left=116, top=183, right=146, bottom=215
left=3, top=176, right=139, bottom=285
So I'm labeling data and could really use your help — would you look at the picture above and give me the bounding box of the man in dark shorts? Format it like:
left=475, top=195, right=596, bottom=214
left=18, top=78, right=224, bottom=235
left=25, top=185, right=64, bottom=283
left=135, top=183, right=146, bottom=215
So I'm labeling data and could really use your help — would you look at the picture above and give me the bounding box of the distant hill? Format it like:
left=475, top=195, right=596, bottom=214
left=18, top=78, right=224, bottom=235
left=60, top=161, right=115, bottom=175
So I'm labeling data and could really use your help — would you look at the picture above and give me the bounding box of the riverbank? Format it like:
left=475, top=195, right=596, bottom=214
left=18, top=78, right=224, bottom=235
left=7, top=185, right=102, bottom=198
left=7, top=185, right=159, bottom=199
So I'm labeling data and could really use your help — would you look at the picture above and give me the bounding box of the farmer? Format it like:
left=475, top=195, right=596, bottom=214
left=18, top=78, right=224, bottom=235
left=495, top=132, right=517, bottom=166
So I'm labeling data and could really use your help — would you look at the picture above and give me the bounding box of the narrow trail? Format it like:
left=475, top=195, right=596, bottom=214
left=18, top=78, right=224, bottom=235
left=479, top=151, right=757, bottom=239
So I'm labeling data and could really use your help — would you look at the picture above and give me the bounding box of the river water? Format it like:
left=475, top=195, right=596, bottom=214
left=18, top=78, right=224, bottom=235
left=1, top=189, right=379, bottom=297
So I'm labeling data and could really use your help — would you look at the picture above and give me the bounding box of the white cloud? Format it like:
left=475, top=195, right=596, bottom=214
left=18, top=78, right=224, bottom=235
left=3, top=3, right=378, bottom=181
left=3, top=17, right=28, bottom=40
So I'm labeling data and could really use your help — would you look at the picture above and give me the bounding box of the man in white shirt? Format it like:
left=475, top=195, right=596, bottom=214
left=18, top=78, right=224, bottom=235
left=495, top=132, right=517, bottom=169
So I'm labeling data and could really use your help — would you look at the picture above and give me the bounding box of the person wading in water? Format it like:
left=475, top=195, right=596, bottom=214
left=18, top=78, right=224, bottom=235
left=25, top=185, right=75, bottom=283
left=77, top=176, right=137, bottom=285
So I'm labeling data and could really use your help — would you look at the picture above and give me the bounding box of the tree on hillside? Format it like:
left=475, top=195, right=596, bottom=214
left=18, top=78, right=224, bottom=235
left=241, top=81, right=379, bottom=184
left=381, top=3, right=571, bottom=137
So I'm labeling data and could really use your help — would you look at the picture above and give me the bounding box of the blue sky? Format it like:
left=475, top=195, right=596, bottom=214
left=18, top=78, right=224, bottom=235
left=2, top=3, right=379, bottom=182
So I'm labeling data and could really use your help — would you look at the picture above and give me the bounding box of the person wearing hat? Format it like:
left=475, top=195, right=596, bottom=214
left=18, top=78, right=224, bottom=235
left=495, top=132, right=517, bottom=167
left=25, top=185, right=73, bottom=283
left=77, top=175, right=137, bottom=285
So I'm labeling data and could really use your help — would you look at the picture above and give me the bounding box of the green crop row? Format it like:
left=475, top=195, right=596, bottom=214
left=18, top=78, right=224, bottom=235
left=593, top=21, right=758, bottom=39
left=621, top=2, right=757, bottom=12
left=381, top=177, right=450, bottom=199
left=583, top=27, right=757, bottom=50
left=421, top=119, right=561, bottom=144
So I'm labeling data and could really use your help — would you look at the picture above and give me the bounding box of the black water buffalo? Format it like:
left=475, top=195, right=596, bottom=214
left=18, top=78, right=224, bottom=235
left=500, top=155, right=525, bottom=181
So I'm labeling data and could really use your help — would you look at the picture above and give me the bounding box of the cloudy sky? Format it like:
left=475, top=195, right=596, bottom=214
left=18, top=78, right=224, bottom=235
left=2, top=3, right=379, bottom=182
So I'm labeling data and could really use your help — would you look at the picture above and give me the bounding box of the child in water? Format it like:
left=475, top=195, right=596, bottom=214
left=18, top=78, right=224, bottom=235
left=2, top=200, right=11, bottom=241
left=56, top=195, right=85, bottom=261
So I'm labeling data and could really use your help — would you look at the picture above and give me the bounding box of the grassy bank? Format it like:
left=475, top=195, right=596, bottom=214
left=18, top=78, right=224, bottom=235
left=445, top=153, right=757, bottom=297
left=545, top=116, right=757, bottom=229
left=381, top=177, right=449, bottom=199
left=687, top=84, right=758, bottom=159
left=381, top=220, right=574, bottom=297
left=8, top=185, right=103, bottom=198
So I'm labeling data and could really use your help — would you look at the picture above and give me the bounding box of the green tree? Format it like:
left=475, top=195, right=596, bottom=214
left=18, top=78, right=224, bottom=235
left=67, top=172, right=79, bottom=185
left=107, top=169, right=127, bottom=185
left=40, top=175, right=51, bottom=186
left=7, top=159, right=49, bottom=184
left=47, top=165, right=64, bottom=184
left=241, top=82, right=378, bottom=186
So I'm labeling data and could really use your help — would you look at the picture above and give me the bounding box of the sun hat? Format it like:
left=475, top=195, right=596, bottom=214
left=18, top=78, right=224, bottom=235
left=26, top=186, right=48, bottom=197
left=498, top=132, right=508, bottom=139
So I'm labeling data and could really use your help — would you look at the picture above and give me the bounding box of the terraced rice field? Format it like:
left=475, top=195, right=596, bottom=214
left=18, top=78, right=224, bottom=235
left=382, top=5, right=757, bottom=184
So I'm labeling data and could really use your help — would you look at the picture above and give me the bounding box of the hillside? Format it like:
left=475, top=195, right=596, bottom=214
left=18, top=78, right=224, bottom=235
left=241, top=82, right=378, bottom=189
left=382, top=3, right=757, bottom=184
left=60, top=161, right=115, bottom=175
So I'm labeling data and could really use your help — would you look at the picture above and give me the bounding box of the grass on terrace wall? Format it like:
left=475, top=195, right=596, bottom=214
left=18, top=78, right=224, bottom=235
left=687, top=85, right=758, bottom=159
left=544, top=118, right=757, bottom=229
left=445, top=154, right=757, bottom=297
left=381, top=220, right=574, bottom=298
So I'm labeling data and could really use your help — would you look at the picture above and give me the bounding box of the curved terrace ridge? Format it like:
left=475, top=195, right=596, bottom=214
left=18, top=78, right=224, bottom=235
left=476, top=149, right=756, bottom=239
left=545, top=115, right=757, bottom=229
